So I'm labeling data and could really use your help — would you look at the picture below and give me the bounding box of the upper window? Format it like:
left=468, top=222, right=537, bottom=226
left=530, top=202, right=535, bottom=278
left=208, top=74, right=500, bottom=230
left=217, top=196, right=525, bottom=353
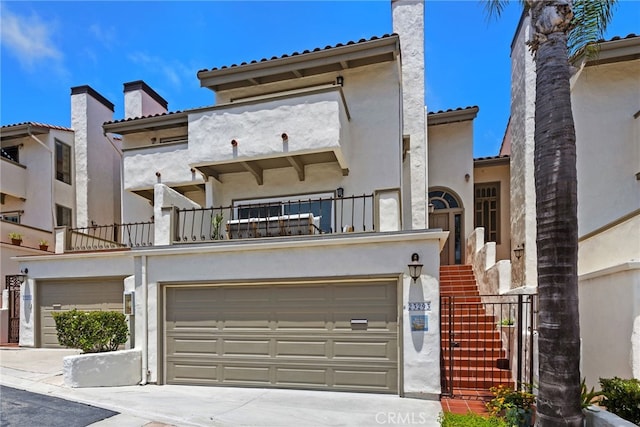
left=234, top=193, right=334, bottom=233
left=474, top=182, right=500, bottom=243
left=55, top=140, right=71, bottom=184
left=56, top=204, right=72, bottom=227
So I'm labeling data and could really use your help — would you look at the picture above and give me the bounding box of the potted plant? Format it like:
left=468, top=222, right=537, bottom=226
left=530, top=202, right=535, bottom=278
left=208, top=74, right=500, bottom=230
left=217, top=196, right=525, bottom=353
left=39, top=239, right=49, bottom=251
left=9, top=232, right=23, bottom=246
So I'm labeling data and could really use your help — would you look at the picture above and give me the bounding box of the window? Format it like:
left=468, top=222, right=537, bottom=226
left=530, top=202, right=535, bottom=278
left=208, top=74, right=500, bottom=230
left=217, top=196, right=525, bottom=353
left=55, top=140, right=71, bottom=184
left=234, top=193, right=334, bottom=233
left=474, top=182, right=500, bottom=243
left=56, top=204, right=72, bottom=227
left=1, top=146, right=19, bottom=163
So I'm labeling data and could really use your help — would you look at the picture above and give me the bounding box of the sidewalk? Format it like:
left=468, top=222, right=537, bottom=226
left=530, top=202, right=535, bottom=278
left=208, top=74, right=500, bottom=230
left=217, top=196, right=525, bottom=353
left=0, top=347, right=443, bottom=426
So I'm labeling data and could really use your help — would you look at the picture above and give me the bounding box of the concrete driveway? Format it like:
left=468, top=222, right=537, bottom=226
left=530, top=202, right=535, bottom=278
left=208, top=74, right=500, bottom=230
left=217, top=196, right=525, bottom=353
left=0, top=347, right=443, bottom=426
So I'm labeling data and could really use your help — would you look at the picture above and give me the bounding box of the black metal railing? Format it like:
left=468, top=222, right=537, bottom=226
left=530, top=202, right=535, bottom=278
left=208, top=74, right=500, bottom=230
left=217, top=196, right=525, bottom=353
left=174, top=193, right=375, bottom=243
left=67, top=221, right=154, bottom=251
left=440, top=293, right=537, bottom=396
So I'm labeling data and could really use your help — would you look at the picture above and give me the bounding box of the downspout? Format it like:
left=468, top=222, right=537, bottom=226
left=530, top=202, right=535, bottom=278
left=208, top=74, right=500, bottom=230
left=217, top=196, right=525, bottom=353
left=140, top=254, right=149, bottom=385
left=27, top=125, right=56, bottom=228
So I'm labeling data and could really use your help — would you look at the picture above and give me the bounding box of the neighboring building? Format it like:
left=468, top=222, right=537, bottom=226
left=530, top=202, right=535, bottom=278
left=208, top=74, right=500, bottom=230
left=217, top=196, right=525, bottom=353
left=0, top=86, right=121, bottom=345
left=504, top=13, right=640, bottom=388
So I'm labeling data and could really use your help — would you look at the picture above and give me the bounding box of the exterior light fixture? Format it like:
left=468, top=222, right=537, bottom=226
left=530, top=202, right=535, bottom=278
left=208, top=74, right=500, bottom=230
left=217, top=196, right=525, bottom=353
left=428, top=203, right=435, bottom=214
left=281, top=133, right=288, bottom=142
left=336, top=187, right=344, bottom=198
left=408, top=253, right=423, bottom=283
left=15, top=274, right=27, bottom=285
left=514, top=244, right=525, bottom=260
left=231, top=139, right=238, bottom=147
left=336, top=76, right=344, bottom=86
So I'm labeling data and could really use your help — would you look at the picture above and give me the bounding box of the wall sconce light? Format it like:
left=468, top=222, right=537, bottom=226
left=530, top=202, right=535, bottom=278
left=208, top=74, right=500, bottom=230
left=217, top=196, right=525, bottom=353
left=336, top=187, right=344, bottom=198
left=514, top=244, right=525, bottom=260
left=231, top=139, right=238, bottom=147
left=336, top=76, right=344, bottom=86
left=465, top=173, right=471, bottom=182
left=281, top=133, right=288, bottom=142
left=15, top=274, right=27, bottom=284
left=428, top=203, right=435, bottom=214
left=408, top=253, right=423, bottom=283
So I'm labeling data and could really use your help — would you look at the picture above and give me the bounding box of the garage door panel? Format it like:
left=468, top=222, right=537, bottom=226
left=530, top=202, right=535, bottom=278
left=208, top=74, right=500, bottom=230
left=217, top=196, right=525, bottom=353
left=165, top=281, right=398, bottom=393
left=39, top=280, right=124, bottom=348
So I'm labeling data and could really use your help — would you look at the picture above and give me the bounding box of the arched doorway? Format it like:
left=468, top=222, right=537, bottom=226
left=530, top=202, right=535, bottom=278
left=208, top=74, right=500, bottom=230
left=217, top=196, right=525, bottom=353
left=429, top=188, right=464, bottom=265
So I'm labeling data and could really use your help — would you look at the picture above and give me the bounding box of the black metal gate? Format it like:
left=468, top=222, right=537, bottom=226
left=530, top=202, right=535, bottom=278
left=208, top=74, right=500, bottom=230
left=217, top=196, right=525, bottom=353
left=441, top=294, right=537, bottom=396
left=5, top=275, right=23, bottom=343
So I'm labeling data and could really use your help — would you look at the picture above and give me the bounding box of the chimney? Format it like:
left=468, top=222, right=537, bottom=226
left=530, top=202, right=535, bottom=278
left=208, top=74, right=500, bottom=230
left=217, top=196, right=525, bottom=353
left=70, top=85, right=119, bottom=228
left=392, top=0, right=427, bottom=230
left=123, top=80, right=168, bottom=119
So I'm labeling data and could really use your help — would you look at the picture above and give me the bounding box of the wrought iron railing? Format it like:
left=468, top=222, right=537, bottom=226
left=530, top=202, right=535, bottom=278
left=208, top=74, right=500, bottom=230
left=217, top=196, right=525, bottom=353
left=67, top=221, right=154, bottom=251
left=174, top=193, right=375, bottom=243
left=440, top=293, right=537, bottom=396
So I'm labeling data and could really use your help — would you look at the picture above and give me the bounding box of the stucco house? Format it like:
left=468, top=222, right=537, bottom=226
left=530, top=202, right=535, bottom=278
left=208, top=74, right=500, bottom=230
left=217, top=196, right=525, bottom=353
left=0, top=86, right=121, bottom=345
left=501, top=14, right=640, bottom=388
left=6, top=1, right=638, bottom=399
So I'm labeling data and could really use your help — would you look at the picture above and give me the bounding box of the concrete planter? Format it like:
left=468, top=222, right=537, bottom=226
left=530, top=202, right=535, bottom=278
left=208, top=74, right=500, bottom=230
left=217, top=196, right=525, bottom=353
left=584, top=406, right=637, bottom=427
left=63, top=349, right=142, bottom=388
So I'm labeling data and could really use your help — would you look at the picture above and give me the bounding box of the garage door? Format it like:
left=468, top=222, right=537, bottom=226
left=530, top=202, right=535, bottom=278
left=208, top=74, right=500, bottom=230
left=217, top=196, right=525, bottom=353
left=39, top=280, right=124, bottom=348
left=165, top=280, right=398, bottom=393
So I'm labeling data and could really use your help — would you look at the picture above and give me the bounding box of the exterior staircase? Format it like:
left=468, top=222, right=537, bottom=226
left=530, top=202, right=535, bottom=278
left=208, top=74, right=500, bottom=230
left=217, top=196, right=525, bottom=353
left=440, top=264, right=513, bottom=395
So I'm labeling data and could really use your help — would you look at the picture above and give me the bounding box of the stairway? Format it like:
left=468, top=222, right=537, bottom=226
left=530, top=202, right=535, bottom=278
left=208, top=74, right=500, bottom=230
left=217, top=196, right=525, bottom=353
left=440, top=264, right=512, bottom=395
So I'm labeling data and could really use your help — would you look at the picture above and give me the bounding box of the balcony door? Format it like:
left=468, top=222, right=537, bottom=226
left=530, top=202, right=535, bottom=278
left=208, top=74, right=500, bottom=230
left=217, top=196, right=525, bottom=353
left=429, top=188, right=464, bottom=265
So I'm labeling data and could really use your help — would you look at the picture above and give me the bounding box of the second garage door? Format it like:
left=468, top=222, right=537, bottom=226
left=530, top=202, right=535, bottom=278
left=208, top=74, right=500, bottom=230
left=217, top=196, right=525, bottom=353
left=39, top=280, right=124, bottom=348
left=165, top=280, right=398, bottom=393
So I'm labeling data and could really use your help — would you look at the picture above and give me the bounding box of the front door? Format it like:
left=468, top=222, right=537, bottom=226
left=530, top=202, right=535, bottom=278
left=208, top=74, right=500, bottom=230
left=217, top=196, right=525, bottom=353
left=429, top=188, right=464, bottom=265
left=430, top=213, right=450, bottom=265
left=5, top=275, right=22, bottom=343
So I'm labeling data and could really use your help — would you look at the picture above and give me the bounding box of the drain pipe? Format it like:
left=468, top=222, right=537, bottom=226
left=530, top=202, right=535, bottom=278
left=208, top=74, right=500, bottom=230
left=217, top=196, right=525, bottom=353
left=140, top=254, right=149, bottom=385
left=27, top=125, right=56, bottom=228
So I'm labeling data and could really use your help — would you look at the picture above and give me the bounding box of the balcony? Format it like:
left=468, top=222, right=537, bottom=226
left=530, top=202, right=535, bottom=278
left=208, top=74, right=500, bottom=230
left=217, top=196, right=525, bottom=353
left=1, top=158, right=27, bottom=199
left=189, top=86, right=351, bottom=184
left=174, top=193, right=375, bottom=243
left=62, top=222, right=154, bottom=252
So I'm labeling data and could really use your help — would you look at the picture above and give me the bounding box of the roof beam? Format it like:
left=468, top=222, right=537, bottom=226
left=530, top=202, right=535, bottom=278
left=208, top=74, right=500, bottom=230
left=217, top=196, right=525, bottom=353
left=241, top=161, right=263, bottom=185
left=286, top=156, right=305, bottom=181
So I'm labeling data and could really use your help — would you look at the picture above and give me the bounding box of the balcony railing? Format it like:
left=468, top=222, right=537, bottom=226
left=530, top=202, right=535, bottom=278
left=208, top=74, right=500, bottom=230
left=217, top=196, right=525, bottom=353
left=67, top=221, right=154, bottom=251
left=174, top=194, right=374, bottom=243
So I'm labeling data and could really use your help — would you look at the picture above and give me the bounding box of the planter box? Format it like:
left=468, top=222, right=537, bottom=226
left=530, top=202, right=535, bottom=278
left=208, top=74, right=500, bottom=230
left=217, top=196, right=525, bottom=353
left=63, top=349, right=141, bottom=387
left=584, top=406, right=637, bottom=427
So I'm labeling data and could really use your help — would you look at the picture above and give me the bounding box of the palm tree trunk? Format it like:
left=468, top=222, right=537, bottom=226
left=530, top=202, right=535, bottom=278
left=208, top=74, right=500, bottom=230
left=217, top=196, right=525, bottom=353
left=532, top=5, right=582, bottom=425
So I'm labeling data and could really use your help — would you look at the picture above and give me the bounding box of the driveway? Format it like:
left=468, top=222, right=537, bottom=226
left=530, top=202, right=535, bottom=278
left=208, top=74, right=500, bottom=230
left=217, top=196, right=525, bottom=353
left=0, top=347, right=443, bottom=426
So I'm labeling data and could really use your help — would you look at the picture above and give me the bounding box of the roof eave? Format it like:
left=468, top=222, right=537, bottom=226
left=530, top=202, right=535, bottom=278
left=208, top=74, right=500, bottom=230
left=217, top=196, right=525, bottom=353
left=103, top=112, right=189, bottom=135
left=573, top=36, right=640, bottom=67
left=427, top=107, right=479, bottom=126
left=474, top=156, right=510, bottom=167
left=197, top=35, right=400, bottom=92
left=1, top=123, right=51, bottom=141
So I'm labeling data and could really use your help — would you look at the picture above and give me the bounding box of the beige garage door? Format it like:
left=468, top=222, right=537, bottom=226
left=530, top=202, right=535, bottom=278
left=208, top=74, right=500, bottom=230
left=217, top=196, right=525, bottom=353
left=165, top=280, right=398, bottom=393
left=39, top=280, right=124, bottom=348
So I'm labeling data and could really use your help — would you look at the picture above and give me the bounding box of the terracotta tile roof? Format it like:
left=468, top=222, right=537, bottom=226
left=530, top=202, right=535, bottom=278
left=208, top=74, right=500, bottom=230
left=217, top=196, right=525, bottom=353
left=1, top=121, right=73, bottom=132
left=197, top=33, right=398, bottom=74
left=597, top=33, right=638, bottom=43
left=103, top=110, right=188, bottom=126
left=427, top=106, right=479, bottom=116
left=474, top=154, right=510, bottom=162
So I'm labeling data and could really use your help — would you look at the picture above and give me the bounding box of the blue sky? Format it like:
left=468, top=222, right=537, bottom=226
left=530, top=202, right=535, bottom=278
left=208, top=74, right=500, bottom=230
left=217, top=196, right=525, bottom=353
left=1, top=1, right=638, bottom=157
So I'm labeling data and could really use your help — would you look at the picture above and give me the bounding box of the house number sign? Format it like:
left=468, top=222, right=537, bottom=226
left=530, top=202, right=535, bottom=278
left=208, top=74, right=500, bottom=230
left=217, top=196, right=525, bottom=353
left=407, top=301, right=431, bottom=311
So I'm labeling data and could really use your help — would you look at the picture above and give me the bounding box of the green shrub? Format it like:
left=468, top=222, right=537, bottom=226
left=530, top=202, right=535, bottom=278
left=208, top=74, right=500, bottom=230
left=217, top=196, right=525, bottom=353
left=439, top=411, right=508, bottom=427
left=52, top=309, right=128, bottom=353
left=599, top=377, right=640, bottom=425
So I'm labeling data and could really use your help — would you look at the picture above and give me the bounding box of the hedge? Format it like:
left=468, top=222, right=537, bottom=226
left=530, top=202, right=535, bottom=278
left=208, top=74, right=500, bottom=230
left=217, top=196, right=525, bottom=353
left=600, top=377, right=640, bottom=425
left=52, top=309, right=128, bottom=353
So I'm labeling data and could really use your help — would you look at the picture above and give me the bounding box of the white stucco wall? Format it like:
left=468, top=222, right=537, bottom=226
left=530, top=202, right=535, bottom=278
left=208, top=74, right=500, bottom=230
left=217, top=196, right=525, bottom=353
left=579, top=214, right=640, bottom=275
left=509, top=15, right=538, bottom=289
left=427, top=120, right=474, bottom=243
left=579, top=263, right=640, bottom=388
left=133, top=231, right=446, bottom=397
left=64, top=349, right=142, bottom=387
left=124, top=90, right=167, bottom=120
left=393, top=0, right=427, bottom=230
left=189, top=89, right=347, bottom=167
left=572, top=58, right=640, bottom=236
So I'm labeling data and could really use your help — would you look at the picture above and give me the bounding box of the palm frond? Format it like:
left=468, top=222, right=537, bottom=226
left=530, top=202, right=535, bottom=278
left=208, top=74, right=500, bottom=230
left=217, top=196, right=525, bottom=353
left=569, top=0, right=618, bottom=58
left=482, top=0, right=510, bottom=22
